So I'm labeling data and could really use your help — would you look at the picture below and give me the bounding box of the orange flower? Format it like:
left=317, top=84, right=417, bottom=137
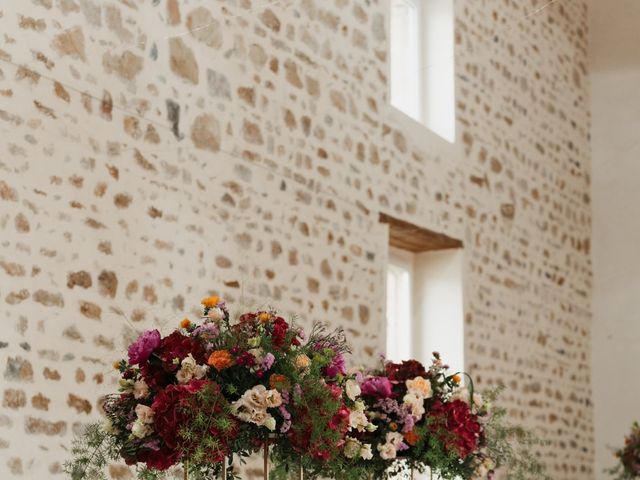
left=269, top=374, right=290, bottom=391
left=452, top=374, right=462, bottom=384
left=404, top=430, right=419, bottom=446
left=112, top=361, right=121, bottom=370
left=389, top=422, right=398, bottom=432
left=180, top=318, right=191, bottom=329
left=258, top=312, right=271, bottom=323
left=207, top=350, right=234, bottom=371
left=201, top=295, right=220, bottom=308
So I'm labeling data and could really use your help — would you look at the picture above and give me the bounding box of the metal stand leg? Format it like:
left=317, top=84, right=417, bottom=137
left=221, top=457, right=227, bottom=479
left=263, top=439, right=269, bottom=480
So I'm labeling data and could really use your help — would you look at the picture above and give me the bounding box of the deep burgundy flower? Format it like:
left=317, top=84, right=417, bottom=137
left=428, top=399, right=481, bottom=459
left=360, top=376, right=393, bottom=398
left=271, top=317, right=289, bottom=349
left=385, top=360, right=428, bottom=383
left=157, top=331, right=206, bottom=365
left=136, top=445, right=180, bottom=470
left=152, top=379, right=210, bottom=449
left=128, top=330, right=161, bottom=365
left=151, top=379, right=239, bottom=464
left=236, top=351, right=256, bottom=367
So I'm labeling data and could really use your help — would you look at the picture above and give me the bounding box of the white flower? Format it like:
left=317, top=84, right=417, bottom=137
left=344, top=437, right=362, bottom=459
left=349, top=410, right=369, bottom=432
left=345, top=379, right=361, bottom=401
left=207, top=307, right=224, bottom=321
left=133, top=379, right=150, bottom=399
left=102, top=418, right=118, bottom=434
left=135, top=404, right=154, bottom=424
left=452, top=388, right=483, bottom=409
left=264, top=389, right=282, bottom=408
left=131, top=419, right=152, bottom=438
left=360, top=443, right=373, bottom=460
left=353, top=400, right=366, bottom=413
left=262, top=415, right=276, bottom=431
left=377, top=442, right=397, bottom=460
left=248, top=337, right=261, bottom=348
left=403, top=393, right=425, bottom=419
left=365, top=422, right=378, bottom=432
left=232, top=386, right=282, bottom=430
left=406, top=376, right=432, bottom=399
left=176, top=354, right=209, bottom=384
left=386, top=432, right=405, bottom=448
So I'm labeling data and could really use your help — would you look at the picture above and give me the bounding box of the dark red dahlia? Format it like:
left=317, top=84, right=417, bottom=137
left=428, top=399, right=481, bottom=459
left=385, top=360, right=428, bottom=383
left=271, top=317, right=289, bottom=349
left=157, top=331, right=206, bottom=365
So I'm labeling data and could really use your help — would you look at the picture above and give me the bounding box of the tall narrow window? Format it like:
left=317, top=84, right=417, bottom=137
left=382, top=214, right=464, bottom=373
left=386, top=248, right=414, bottom=362
left=389, top=0, right=456, bottom=142
left=390, top=0, right=421, bottom=121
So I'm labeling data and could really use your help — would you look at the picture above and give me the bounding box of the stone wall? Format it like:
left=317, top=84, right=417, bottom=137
left=0, top=0, right=593, bottom=478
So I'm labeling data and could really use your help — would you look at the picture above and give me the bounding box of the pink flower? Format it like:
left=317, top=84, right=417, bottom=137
left=128, top=330, right=161, bottom=365
left=261, top=352, right=275, bottom=371
left=361, top=376, right=393, bottom=398
left=323, top=353, right=346, bottom=378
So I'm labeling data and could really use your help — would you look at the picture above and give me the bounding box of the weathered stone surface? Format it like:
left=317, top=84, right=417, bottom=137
left=67, top=271, right=91, bottom=289
left=51, top=26, right=85, bottom=60
left=4, top=358, right=33, bottom=382
left=102, top=50, right=143, bottom=81
left=207, top=70, right=231, bottom=99
left=2, top=390, right=26, bottom=409
left=97, top=271, right=117, bottom=298
left=169, top=38, right=199, bottom=84
left=187, top=7, right=222, bottom=48
left=191, top=114, right=220, bottom=152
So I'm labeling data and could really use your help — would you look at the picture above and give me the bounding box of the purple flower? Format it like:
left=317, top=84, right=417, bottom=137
left=192, top=322, right=219, bottom=338
left=361, top=376, right=393, bottom=398
left=402, top=414, right=415, bottom=432
left=128, top=329, right=161, bottom=365
left=142, top=439, right=161, bottom=451
left=396, top=441, right=409, bottom=452
left=323, top=353, right=346, bottom=378
left=261, top=352, right=275, bottom=371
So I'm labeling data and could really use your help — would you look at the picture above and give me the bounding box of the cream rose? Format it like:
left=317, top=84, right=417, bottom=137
left=135, top=404, right=154, bottom=424
left=345, top=379, right=361, bottom=401
left=131, top=419, right=152, bottom=438
left=344, top=437, right=361, bottom=458
left=403, top=393, right=425, bottom=419
left=360, top=443, right=373, bottom=460
left=133, top=379, right=149, bottom=399
left=406, top=376, right=432, bottom=399
left=377, top=442, right=397, bottom=460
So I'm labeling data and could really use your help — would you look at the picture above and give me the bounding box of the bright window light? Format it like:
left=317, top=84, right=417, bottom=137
left=389, top=0, right=456, bottom=142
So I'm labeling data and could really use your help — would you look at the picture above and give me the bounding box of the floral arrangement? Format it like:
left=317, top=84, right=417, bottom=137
left=65, top=296, right=350, bottom=480
left=66, top=296, right=547, bottom=480
left=609, top=422, right=640, bottom=479
left=300, top=353, right=548, bottom=480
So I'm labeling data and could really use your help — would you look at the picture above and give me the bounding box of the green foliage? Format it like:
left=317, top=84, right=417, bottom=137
left=64, top=423, right=122, bottom=480
left=481, top=388, right=551, bottom=480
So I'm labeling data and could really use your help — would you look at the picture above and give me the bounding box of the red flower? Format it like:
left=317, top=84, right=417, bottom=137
left=385, top=360, right=428, bottom=383
left=428, top=400, right=481, bottom=459
left=157, top=331, right=206, bottom=366
left=271, top=317, right=289, bottom=349
left=136, top=445, right=180, bottom=471
left=152, top=379, right=210, bottom=450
